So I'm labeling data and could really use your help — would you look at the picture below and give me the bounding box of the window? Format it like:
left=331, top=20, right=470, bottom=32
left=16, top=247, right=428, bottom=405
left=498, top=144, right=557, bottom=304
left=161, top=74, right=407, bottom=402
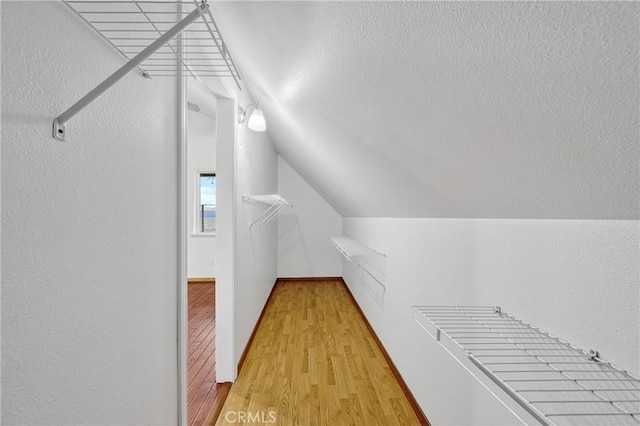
left=197, top=172, right=216, bottom=233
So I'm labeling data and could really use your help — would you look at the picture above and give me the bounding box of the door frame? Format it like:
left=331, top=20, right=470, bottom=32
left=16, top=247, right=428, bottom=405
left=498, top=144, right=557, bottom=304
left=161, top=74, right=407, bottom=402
left=177, top=85, right=238, bottom=425
left=177, top=26, right=188, bottom=425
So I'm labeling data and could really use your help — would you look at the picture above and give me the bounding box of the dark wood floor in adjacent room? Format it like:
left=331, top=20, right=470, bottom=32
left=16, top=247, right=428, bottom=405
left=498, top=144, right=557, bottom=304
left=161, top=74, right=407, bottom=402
left=188, top=282, right=230, bottom=426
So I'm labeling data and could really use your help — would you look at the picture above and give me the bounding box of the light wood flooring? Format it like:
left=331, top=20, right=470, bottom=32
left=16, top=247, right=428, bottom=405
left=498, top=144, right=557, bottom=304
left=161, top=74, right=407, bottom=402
left=188, top=282, right=230, bottom=426
left=216, top=279, right=424, bottom=426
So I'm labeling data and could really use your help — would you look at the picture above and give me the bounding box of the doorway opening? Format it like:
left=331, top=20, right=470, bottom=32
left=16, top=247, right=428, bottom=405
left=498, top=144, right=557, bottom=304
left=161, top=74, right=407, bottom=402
left=184, top=79, right=229, bottom=425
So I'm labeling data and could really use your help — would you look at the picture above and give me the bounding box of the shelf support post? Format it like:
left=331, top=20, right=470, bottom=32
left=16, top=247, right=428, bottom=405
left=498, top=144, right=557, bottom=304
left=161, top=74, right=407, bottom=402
left=53, top=1, right=208, bottom=140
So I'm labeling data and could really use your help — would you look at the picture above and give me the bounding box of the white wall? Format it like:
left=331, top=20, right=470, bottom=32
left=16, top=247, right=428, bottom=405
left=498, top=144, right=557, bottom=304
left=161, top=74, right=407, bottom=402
left=187, top=81, right=217, bottom=279
left=233, top=98, right=279, bottom=371
left=215, top=95, right=279, bottom=382
left=1, top=2, right=179, bottom=424
left=214, top=99, right=236, bottom=382
left=277, top=156, right=341, bottom=278
left=342, top=218, right=639, bottom=425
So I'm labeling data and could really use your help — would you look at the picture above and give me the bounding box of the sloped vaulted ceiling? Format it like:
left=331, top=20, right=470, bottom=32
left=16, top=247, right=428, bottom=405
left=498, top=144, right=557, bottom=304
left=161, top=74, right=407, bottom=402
left=213, top=1, right=639, bottom=219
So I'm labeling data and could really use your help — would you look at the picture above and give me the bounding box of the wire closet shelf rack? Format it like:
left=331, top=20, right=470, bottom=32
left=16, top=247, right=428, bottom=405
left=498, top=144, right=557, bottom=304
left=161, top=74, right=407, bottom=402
left=53, top=0, right=241, bottom=140
left=331, top=236, right=386, bottom=290
left=413, top=306, right=640, bottom=426
left=242, top=194, right=292, bottom=228
left=63, top=0, right=241, bottom=83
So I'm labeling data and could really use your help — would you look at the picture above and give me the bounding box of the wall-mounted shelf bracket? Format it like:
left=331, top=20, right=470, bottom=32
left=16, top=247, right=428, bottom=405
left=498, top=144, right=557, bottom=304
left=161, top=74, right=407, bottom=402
left=53, top=119, right=66, bottom=141
left=53, top=1, right=208, bottom=141
left=242, top=194, right=292, bottom=228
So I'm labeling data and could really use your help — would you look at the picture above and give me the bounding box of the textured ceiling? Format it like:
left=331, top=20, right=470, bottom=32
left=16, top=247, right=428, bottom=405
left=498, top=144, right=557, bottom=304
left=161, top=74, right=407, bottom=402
left=213, top=1, right=638, bottom=219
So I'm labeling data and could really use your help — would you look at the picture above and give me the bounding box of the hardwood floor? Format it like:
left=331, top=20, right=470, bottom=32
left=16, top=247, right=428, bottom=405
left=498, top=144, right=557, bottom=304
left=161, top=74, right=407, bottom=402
left=188, top=282, right=230, bottom=426
left=216, top=279, right=424, bottom=426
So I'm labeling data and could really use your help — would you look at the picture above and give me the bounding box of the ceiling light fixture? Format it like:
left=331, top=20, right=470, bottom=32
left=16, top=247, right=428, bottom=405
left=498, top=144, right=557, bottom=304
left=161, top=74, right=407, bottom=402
left=238, top=103, right=266, bottom=132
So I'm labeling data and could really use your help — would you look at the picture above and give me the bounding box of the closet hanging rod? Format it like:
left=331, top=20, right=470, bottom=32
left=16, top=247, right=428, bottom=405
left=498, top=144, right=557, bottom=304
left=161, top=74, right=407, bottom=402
left=53, top=2, right=206, bottom=141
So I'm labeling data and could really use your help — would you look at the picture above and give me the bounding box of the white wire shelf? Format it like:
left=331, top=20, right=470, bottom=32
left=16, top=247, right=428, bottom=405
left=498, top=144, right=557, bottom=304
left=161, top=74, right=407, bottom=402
left=242, top=194, right=292, bottom=228
left=63, top=0, right=241, bottom=84
left=331, top=236, right=386, bottom=290
left=330, top=236, right=384, bottom=260
left=53, top=0, right=241, bottom=140
left=413, top=306, right=640, bottom=426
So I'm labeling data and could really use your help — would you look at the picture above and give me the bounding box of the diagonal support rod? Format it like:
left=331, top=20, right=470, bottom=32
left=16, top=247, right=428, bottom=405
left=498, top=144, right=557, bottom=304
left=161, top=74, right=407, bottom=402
left=53, top=1, right=208, bottom=140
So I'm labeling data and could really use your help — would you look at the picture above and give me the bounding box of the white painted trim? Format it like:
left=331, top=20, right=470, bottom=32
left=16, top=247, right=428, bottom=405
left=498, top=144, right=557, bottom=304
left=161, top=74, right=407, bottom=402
left=176, top=12, right=188, bottom=426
